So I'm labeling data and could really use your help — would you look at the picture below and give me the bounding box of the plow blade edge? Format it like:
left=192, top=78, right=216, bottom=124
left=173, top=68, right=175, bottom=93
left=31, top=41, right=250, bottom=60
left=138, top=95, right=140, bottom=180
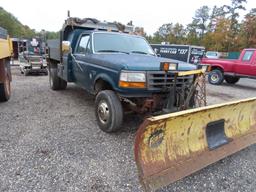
left=134, top=97, right=256, bottom=191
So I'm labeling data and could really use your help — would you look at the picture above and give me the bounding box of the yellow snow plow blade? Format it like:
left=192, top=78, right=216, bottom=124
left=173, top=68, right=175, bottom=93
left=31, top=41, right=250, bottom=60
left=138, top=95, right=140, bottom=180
left=134, top=97, right=256, bottom=191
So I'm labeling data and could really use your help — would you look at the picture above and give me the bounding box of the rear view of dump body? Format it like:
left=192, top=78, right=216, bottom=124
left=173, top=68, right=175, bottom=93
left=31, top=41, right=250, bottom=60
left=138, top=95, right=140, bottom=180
left=19, top=52, right=47, bottom=76
left=135, top=97, right=256, bottom=191
left=0, top=27, right=12, bottom=101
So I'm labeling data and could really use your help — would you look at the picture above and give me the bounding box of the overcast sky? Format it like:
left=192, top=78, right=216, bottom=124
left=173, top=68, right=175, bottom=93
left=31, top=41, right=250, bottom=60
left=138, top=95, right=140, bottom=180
left=0, top=0, right=255, bottom=35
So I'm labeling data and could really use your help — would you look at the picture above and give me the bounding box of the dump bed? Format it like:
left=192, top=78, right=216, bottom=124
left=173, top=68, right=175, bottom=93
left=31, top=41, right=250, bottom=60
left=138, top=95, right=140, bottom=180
left=47, top=17, right=134, bottom=62
left=0, top=27, right=12, bottom=59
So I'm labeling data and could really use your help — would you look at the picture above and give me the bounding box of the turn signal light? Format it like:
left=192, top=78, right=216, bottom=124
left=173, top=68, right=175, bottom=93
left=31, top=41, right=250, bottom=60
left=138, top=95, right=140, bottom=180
left=119, top=81, right=146, bottom=88
left=163, top=63, right=169, bottom=71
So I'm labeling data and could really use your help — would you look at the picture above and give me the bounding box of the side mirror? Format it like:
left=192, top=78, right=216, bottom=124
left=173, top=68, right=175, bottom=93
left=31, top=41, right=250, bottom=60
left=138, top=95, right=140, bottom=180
left=157, top=54, right=161, bottom=57
left=62, top=41, right=71, bottom=53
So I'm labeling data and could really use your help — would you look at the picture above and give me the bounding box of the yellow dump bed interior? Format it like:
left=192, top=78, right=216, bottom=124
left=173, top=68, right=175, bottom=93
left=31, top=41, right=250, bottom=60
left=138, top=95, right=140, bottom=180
left=0, top=29, right=12, bottom=59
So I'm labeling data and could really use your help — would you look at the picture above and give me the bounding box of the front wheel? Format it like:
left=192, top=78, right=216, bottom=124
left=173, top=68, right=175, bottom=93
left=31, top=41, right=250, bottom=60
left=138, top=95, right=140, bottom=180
left=208, top=69, right=224, bottom=85
left=224, top=76, right=240, bottom=84
left=95, top=90, right=123, bottom=133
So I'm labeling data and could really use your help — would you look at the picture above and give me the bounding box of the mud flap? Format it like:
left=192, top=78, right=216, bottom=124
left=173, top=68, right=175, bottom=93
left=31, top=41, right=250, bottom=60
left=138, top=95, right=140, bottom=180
left=134, top=97, right=256, bottom=191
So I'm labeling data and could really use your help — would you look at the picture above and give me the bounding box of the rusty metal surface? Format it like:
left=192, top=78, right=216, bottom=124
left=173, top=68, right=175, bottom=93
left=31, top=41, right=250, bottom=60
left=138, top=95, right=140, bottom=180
left=175, top=72, right=207, bottom=111
left=0, top=59, right=6, bottom=82
left=194, top=74, right=207, bottom=107
left=134, top=97, right=256, bottom=191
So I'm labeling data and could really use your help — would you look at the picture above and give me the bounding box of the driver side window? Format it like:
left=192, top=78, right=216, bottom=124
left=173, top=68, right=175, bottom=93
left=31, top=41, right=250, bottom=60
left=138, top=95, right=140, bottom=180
left=242, top=50, right=254, bottom=61
left=76, top=35, right=91, bottom=54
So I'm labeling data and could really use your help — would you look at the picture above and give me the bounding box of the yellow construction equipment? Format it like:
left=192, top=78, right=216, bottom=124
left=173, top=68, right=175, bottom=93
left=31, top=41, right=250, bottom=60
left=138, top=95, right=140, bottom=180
left=0, top=27, right=13, bottom=102
left=134, top=97, right=256, bottom=191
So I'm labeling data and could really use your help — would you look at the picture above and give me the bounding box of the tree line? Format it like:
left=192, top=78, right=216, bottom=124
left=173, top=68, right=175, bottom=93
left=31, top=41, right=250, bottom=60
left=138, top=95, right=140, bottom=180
left=0, top=7, right=59, bottom=40
left=146, top=0, right=256, bottom=51
left=1, top=0, right=256, bottom=51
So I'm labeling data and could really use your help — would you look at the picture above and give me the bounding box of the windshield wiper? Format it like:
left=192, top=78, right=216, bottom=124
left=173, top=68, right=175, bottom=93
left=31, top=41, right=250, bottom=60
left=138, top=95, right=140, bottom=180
left=97, top=50, right=129, bottom=54
left=131, top=51, right=154, bottom=55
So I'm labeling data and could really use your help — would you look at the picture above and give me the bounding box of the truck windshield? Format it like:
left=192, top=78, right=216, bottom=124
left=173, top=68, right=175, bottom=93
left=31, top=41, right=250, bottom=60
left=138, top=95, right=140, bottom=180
left=206, top=52, right=218, bottom=56
left=93, top=33, right=155, bottom=55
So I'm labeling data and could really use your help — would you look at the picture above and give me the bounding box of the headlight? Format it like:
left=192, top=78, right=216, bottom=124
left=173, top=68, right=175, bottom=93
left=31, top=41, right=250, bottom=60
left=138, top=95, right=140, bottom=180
left=169, top=63, right=178, bottom=71
left=160, top=62, right=178, bottom=71
left=119, top=71, right=146, bottom=88
left=120, top=72, right=146, bottom=82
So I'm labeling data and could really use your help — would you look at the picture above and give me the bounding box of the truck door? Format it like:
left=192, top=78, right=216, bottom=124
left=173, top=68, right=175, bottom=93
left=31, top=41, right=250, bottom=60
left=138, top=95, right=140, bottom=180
left=72, top=34, right=92, bottom=89
left=234, top=50, right=255, bottom=76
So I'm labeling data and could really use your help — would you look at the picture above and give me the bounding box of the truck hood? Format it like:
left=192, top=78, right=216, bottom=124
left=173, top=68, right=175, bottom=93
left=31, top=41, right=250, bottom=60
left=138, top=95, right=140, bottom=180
left=91, top=54, right=197, bottom=71
left=201, top=58, right=238, bottom=65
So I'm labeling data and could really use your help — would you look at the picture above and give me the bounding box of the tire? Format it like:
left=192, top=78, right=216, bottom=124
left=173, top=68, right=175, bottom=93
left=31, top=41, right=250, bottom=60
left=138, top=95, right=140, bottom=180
left=24, top=69, right=29, bottom=76
left=49, top=63, right=67, bottom=90
left=45, top=69, right=48, bottom=76
left=208, top=69, right=224, bottom=85
left=224, top=76, right=240, bottom=84
left=0, top=61, right=11, bottom=102
left=95, top=90, right=123, bottom=133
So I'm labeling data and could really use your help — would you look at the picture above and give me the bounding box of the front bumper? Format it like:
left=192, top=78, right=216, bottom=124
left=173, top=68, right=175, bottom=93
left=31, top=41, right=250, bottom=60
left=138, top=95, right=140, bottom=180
left=25, top=65, right=48, bottom=73
left=117, top=69, right=204, bottom=98
left=119, top=69, right=206, bottom=113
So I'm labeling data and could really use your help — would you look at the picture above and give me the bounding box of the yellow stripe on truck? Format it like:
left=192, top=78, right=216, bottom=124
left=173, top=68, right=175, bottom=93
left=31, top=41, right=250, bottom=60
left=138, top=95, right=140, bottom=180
left=178, top=69, right=203, bottom=76
left=134, top=97, right=256, bottom=191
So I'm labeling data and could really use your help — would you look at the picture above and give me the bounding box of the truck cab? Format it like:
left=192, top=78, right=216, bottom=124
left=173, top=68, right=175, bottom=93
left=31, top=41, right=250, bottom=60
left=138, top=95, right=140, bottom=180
left=47, top=17, right=207, bottom=132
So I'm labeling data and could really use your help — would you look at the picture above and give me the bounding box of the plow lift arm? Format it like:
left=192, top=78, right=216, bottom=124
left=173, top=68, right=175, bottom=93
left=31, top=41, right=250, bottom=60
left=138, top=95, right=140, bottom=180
left=134, top=69, right=256, bottom=191
left=163, top=68, right=207, bottom=114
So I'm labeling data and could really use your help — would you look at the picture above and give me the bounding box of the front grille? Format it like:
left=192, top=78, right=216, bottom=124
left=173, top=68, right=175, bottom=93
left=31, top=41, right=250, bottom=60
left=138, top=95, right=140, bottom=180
left=147, top=71, right=193, bottom=90
left=28, top=56, right=42, bottom=65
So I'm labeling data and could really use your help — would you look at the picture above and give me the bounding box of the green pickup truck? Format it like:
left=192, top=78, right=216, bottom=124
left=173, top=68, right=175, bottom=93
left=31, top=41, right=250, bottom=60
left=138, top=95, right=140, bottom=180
left=47, top=17, right=209, bottom=132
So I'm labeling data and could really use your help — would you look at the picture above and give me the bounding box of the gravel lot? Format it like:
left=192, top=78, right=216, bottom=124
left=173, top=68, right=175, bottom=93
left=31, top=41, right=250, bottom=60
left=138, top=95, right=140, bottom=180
left=0, top=66, right=255, bottom=192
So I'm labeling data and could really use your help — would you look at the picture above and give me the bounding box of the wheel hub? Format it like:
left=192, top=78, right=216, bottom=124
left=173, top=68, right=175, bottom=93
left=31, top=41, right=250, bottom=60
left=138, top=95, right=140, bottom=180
left=211, top=73, right=219, bottom=82
left=98, top=101, right=110, bottom=124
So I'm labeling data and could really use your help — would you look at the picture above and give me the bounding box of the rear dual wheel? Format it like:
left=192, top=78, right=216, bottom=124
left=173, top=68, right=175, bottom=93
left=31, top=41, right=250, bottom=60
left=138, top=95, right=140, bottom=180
left=224, top=76, right=240, bottom=84
left=24, top=69, right=29, bottom=76
left=48, top=62, right=67, bottom=90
